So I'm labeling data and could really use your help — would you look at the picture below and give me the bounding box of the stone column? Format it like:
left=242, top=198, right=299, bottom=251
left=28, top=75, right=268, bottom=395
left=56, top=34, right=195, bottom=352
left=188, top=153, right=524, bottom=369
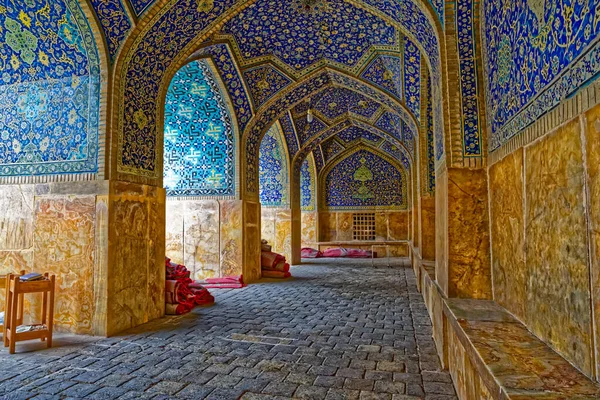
left=243, top=198, right=262, bottom=283
left=290, top=169, right=303, bottom=265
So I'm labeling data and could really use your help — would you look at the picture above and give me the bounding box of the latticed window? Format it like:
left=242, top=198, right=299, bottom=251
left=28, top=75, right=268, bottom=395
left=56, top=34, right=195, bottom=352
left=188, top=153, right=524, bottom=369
left=353, top=213, right=376, bottom=241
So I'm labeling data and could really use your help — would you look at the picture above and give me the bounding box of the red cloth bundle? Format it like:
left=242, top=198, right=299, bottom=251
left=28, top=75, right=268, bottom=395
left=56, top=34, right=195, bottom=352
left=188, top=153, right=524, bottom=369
left=261, top=251, right=286, bottom=269
left=262, top=261, right=289, bottom=272
left=321, top=248, right=372, bottom=258
left=166, top=258, right=190, bottom=280
left=346, top=248, right=373, bottom=258
left=200, top=275, right=245, bottom=289
left=165, top=258, right=215, bottom=315
left=322, top=248, right=349, bottom=258
left=191, top=287, right=215, bottom=305
left=301, top=248, right=323, bottom=258
left=261, top=270, right=292, bottom=279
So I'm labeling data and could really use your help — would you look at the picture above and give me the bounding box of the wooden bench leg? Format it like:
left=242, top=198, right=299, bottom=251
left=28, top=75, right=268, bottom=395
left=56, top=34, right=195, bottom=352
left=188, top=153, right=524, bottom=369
left=3, top=276, right=12, bottom=348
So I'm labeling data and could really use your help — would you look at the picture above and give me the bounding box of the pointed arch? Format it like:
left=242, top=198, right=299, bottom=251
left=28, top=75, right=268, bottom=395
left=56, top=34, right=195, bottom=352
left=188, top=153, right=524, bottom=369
left=319, top=144, right=408, bottom=211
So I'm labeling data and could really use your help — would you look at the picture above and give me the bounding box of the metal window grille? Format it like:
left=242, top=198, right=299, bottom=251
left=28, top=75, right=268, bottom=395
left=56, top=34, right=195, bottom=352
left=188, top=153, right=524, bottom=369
left=353, top=213, right=376, bottom=241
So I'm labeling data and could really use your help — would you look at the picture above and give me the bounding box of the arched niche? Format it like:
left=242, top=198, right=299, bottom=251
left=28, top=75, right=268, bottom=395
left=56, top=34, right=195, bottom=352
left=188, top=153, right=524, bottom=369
left=317, top=146, right=410, bottom=255
left=300, top=153, right=318, bottom=249
left=258, top=122, right=293, bottom=260
left=163, top=58, right=242, bottom=281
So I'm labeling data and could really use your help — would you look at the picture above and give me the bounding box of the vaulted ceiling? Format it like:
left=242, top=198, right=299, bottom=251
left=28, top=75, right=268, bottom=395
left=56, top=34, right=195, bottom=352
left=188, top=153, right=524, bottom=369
left=86, top=0, right=440, bottom=181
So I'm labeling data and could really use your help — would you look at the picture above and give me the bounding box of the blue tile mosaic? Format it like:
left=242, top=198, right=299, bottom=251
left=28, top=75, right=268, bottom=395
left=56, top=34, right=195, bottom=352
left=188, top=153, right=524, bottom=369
left=336, top=125, right=383, bottom=145
left=457, top=0, right=481, bottom=156
left=130, top=0, right=156, bottom=16
left=163, top=60, right=235, bottom=197
left=90, top=0, right=132, bottom=60
left=360, top=55, right=403, bottom=101
left=259, top=124, right=289, bottom=206
left=0, top=0, right=101, bottom=177
left=314, top=87, right=381, bottom=121
left=300, top=156, right=316, bottom=212
left=322, top=139, right=345, bottom=162
left=483, top=0, right=600, bottom=150
left=279, top=112, right=300, bottom=158
left=221, top=0, right=398, bottom=74
left=404, top=37, right=421, bottom=121
left=324, top=149, right=406, bottom=210
left=194, top=43, right=254, bottom=134
left=244, top=64, right=293, bottom=109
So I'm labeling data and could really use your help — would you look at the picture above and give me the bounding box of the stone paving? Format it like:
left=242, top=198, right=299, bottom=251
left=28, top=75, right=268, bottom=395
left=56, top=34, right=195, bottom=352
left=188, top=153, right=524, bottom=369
left=0, top=258, right=457, bottom=400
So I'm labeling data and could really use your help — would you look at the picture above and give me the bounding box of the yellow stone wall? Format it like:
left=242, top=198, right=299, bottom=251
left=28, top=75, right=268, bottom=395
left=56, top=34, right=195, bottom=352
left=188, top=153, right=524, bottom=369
left=301, top=211, right=318, bottom=249
left=316, top=211, right=409, bottom=257
left=489, top=106, right=600, bottom=379
left=420, top=197, right=436, bottom=261
left=165, top=199, right=243, bottom=281
left=0, top=182, right=107, bottom=335
left=107, top=181, right=166, bottom=336
left=261, top=207, right=292, bottom=262
left=0, top=181, right=166, bottom=337
left=318, top=211, right=409, bottom=242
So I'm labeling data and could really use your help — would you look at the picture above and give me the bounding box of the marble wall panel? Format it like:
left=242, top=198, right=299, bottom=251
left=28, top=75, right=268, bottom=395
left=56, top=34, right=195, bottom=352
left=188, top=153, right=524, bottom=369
left=436, top=168, right=448, bottom=293
left=585, top=105, right=600, bottom=378
left=420, top=198, right=435, bottom=261
left=165, top=200, right=184, bottom=265
left=387, top=244, right=408, bottom=257
left=107, top=182, right=165, bottom=336
left=0, top=185, right=34, bottom=251
left=336, top=213, right=354, bottom=241
left=184, top=200, right=220, bottom=280
left=261, top=207, right=276, bottom=248
left=244, top=201, right=262, bottom=282
left=301, top=211, right=317, bottom=248
left=34, top=196, right=96, bottom=334
left=319, top=212, right=336, bottom=242
left=93, top=195, right=109, bottom=336
left=375, top=212, right=388, bottom=241
left=221, top=200, right=243, bottom=278
left=260, top=207, right=292, bottom=260
left=412, top=170, right=420, bottom=248
left=524, top=119, right=593, bottom=376
left=0, top=250, right=34, bottom=321
left=489, top=149, right=526, bottom=321
left=275, top=209, right=292, bottom=262
left=147, top=189, right=166, bottom=322
left=447, top=168, right=491, bottom=299
left=389, top=211, right=409, bottom=241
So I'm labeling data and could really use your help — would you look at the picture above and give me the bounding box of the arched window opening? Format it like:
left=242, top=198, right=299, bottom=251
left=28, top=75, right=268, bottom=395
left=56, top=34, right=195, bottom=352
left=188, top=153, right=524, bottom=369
left=300, top=155, right=317, bottom=249
left=164, top=59, right=240, bottom=281
left=258, top=123, right=291, bottom=261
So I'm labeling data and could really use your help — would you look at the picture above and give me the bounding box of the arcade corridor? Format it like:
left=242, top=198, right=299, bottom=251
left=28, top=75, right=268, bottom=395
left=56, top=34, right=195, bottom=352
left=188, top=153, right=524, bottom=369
left=0, top=260, right=456, bottom=400
left=3, top=0, right=600, bottom=398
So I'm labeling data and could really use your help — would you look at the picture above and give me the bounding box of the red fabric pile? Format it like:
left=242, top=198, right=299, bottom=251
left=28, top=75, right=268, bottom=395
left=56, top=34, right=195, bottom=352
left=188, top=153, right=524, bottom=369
left=261, top=250, right=291, bottom=279
left=165, top=258, right=214, bottom=315
left=302, top=247, right=370, bottom=258
left=301, top=247, right=323, bottom=258
left=200, top=275, right=245, bottom=289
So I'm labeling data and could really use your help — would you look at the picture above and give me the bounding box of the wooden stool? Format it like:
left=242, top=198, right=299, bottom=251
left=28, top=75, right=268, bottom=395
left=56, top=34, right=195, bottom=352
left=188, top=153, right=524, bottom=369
left=3, top=273, right=55, bottom=354
left=0, top=271, right=25, bottom=334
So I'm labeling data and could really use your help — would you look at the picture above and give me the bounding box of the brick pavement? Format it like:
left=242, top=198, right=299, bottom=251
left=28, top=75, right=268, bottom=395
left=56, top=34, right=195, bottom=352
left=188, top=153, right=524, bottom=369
left=0, top=258, right=457, bottom=400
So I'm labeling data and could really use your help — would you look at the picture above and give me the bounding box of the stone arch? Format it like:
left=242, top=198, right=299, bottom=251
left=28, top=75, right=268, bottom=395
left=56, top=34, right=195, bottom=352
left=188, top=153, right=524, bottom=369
left=259, top=122, right=291, bottom=207
left=318, top=144, right=409, bottom=211
left=241, top=68, right=419, bottom=197
left=109, top=0, right=445, bottom=184
left=163, top=57, right=240, bottom=198
left=292, top=121, right=413, bottom=175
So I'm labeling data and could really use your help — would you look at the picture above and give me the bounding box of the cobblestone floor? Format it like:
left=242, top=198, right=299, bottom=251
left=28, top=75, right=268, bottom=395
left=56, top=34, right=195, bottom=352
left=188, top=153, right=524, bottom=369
left=0, top=258, right=457, bottom=400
